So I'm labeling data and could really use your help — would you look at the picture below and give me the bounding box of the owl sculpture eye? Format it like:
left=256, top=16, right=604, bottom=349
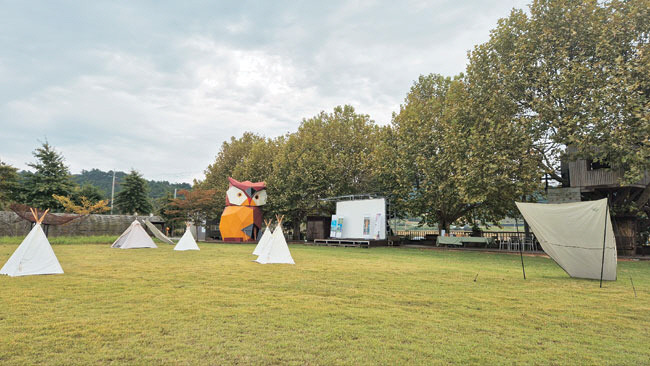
left=226, top=186, right=247, bottom=206
left=252, top=189, right=267, bottom=206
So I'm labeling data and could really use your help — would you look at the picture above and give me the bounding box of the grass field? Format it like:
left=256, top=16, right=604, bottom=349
left=0, top=243, right=648, bottom=365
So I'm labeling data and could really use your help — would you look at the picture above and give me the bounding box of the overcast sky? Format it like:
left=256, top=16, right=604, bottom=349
left=0, top=0, right=530, bottom=183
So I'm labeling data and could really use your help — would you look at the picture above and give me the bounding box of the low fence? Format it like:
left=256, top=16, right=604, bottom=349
left=395, top=230, right=530, bottom=243
left=0, top=211, right=164, bottom=237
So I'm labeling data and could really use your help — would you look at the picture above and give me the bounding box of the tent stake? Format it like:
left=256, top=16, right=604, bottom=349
left=599, top=201, right=609, bottom=288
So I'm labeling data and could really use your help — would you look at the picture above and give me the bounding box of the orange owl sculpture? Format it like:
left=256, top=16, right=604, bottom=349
left=219, top=177, right=267, bottom=242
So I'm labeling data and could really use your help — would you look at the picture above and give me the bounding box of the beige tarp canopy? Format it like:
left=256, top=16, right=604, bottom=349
left=144, top=219, right=175, bottom=245
left=516, top=199, right=616, bottom=281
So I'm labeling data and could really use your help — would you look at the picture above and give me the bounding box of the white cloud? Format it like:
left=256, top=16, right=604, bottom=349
left=0, top=0, right=531, bottom=183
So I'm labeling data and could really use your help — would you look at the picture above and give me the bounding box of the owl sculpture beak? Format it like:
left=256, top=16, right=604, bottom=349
left=245, top=187, right=257, bottom=206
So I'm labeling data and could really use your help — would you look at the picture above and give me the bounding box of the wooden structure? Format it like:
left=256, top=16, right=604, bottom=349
left=566, top=157, right=650, bottom=191
left=562, top=147, right=650, bottom=255
left=312, top=238, right=391, bottom=248
left=205, top=218, right=221, bottom=240
left=306, top=216, right=331, bottom=241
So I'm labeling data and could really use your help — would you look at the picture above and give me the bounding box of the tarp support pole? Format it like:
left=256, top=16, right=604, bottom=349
left=599, top=201, right=609, bottom=288
left=519, top=237, right=526, bottom=280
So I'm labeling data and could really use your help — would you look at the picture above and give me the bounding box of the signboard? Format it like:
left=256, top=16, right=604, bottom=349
left=330, top=215, right=338, bottom=238
left=337, top=217, right=344, bottom=238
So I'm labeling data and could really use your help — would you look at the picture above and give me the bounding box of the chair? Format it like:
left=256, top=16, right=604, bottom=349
left=498, top=238, right=509, bottom=250
left=523, top=238, right=535, bottom=251
left=509, top=237, right=520, bottom=251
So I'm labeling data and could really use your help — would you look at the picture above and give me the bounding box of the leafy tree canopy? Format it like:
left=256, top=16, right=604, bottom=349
left=168, top=189, right=219, bottom=226
left=466, top=0, right=650, bottom=211
left=0, top=158, right=20, bottom=210
left=198, top=132, right=266, bottom=207
left=270, top=105, right=380, bottom=237
left=53, top=194, right=110, bottom=215
left=375, top=74, right=540, bottom=232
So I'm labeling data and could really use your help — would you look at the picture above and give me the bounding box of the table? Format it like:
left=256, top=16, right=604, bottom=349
left=437, top=236, right=494, bottom=247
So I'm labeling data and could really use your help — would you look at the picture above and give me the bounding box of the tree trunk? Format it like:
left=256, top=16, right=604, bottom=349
left=439, top=219, right=450, bottom=235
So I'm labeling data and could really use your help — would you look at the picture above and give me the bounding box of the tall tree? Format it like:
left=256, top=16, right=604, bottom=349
left=167, top=189, right=219, bottom=226
left=231, top=136, right=285, bottom=186
left=199, top=132, right=266, bottom=208
left=114, top=170, right=152, bottom=215
left=375, top=74, right=540, bottom=232
left=0, top=159, right=20, bottom=210
left=21, top=142, right=76, bottom=210
left=270, top=105, right=380, bottom=238
left=466, top=0, right=650, bottom=213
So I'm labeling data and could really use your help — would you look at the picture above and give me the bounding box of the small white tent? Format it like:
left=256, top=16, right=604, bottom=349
left=111, top=220, right=158, bottom=249
left=252, top=220, right=272, bottom=256
left=1, top=209, right=64, bottom=277
left=255, top=216, right=294, bottom=264
left=516, top=198, right=616, bottom=281
left=174, top=223, right=200, bottom=251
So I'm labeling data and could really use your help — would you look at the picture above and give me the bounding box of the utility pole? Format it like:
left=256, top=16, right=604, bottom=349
left=174, top=188, right=177, bottom=199
left=110, top=170, right=116, bottom=214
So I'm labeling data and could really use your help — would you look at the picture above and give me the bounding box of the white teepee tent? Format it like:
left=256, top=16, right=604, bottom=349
left=174, top=223, right=200, bottom=251
left=252, top=220, right=272, bottom=256
left=111, top=220, right=158, bottom=249
left=1, top=208, right=64, bottom=277
left=255, top=216, right=294, bottom=264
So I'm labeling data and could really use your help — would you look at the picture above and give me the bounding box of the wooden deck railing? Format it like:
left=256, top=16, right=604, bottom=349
left=395, top=230, right=530, bottom=243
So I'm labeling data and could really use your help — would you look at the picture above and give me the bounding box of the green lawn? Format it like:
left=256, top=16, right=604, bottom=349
left=0, top=243, right=648, bottom=365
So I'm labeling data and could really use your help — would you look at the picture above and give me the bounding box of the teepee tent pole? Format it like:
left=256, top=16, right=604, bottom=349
left=39, top=209, right=49, bottom=224
left=599, top=200, right=609, bottom=288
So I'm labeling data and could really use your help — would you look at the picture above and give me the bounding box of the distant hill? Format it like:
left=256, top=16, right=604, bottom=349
left=71, top=169, right=191, bottom=199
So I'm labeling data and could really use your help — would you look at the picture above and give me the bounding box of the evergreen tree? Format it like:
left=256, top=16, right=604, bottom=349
left=22, top=142, right=76, bottom=210
left=114, top=170, right=153, bottom=214
left=0, top=158, right=20, bottom=210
